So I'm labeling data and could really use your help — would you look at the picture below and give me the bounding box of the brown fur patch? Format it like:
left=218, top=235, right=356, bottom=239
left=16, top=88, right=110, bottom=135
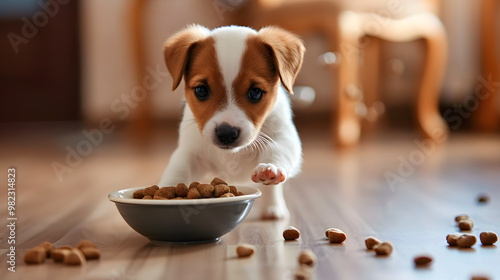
left=183, top=37, right=226, bottom=131
left=163, top=25, right=209, bottom=90
left=257, top=27, right=305, bottom=94
left=233, top=35, right=280, bottom=130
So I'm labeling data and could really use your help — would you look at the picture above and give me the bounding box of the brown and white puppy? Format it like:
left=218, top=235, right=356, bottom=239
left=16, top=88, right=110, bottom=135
left=160, top=25, right=304, bottom=219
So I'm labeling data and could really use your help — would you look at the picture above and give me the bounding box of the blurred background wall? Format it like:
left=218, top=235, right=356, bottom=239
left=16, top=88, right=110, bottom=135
left=0, top=0, right=498, bottom=130
left=0, top=0, right=80, bottom=122
left=79, top=0, right=493, bottom=124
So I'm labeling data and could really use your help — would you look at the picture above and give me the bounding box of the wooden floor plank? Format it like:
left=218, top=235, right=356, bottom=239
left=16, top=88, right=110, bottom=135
left=0, top=126, right=499, bottom=279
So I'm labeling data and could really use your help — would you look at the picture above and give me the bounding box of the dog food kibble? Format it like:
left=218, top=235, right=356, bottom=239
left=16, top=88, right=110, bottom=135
left=155, top=186, right=177, bottom=199
left=64, top=248, right=86, bottom=266
left=324, top=228, right=345, bottom=238
left=480, top=231, right=498, bottom=245
left=447, top=233, right=461, bottom=246
left=51, top=248, right=71, bottom=262
left=143, top=185, right=159, bottom=197
left=76, top=239, right=97, bottom=250
left=214, top=184, right=230, bottom=197
left=414, top=255, right=433, bottom=267
left=298, top=249, right=317, bottom=266
left=133, top=189, right=144, bottom=199
left=477, top=194, right=489, bottom=203
left=374, top=242, right=393, bottom=256
left=187, top=188, right=202, bottom=199
left=23, top=241, right=58, bottom=264
left=236, top=243, right=255, bottom=257
left=326, top=228, right=347, bottom=244
left=471, top=275, right=491, bottom=280
left=134, top=178, right=243, bottom=199
left=294, top=265, right=312, bottom=280
left=365, top=236, right=382, bottom=250
left=211, top=177, right=227, bottom=186
left=229, top=185, right=238, bottom=195
left=189, top=182, right=199, bottom=190
left=80, top=247, right=101, bottom=260
left=23, top=247, right=46, bottom=264
left=457, top=234, right=477, bottom=248
left=458, top=219, right=474, bottom=231
left=24, top=239, right=100, bottom=266
left=39, top=241, right=55, bottom=258
left=283, top=226, right=301, bottom=240
left=455, top=214, right=469, bottom=222
left=197, top=184, right=214, bottom=197
left=176, top=183, right=189, bottom=197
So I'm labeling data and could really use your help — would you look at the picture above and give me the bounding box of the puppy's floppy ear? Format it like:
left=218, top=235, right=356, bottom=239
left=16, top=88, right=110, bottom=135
left=258, top=27, right=305, bottom=94
left=163, top=25, right=210, bottom=91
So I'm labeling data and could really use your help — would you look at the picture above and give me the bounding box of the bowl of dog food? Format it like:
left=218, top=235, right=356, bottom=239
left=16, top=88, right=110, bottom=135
left=108, top=178, right=261, bottom=244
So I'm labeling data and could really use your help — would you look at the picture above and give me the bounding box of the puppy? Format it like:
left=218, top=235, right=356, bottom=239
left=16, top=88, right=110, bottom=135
left=159, top=25, right=304, bottom=219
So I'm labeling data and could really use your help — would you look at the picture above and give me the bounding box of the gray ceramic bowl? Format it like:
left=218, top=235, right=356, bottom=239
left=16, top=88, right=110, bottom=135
left=108, top=186, right=261, bottom=244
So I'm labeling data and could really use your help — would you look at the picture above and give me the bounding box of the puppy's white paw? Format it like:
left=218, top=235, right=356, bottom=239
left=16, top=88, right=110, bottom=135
left=251, top=163, right=286, bottom=185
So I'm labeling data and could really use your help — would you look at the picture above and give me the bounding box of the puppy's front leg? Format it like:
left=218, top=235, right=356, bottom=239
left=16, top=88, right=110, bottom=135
left=255, top=182, right=289, bottom=220
left=250, top=128, right=302, bottom=220
left=251, top=158, right=300, bottom=219
left=251, top=163, right=289, bottom=220
left=158, top=148, right=194, bottom=186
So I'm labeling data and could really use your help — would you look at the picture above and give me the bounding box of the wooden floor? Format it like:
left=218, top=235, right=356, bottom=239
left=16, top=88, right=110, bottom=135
left=0, top=122, right=499, bottom=280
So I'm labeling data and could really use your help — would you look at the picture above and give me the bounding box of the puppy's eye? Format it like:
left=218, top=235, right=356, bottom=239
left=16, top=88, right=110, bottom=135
left=193, top=85, right=210, bottom=101
left=248, top=87, right=263, bottom=103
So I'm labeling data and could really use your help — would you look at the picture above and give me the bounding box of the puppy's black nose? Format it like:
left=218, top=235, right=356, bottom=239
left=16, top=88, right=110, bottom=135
left=215, top=123, right=240, bottom=145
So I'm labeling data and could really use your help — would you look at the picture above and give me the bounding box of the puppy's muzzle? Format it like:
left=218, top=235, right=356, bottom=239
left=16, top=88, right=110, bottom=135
left=215, top=122, right=240, bottom=148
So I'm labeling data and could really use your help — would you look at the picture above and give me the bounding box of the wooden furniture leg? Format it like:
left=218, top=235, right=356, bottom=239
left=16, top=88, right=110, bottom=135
left=473, top=0, right=499, bottom=131
left=336, top=12, right=364, bottom=148
left=336, top=12, right=449, bottom=147
left=360, top=36, right=381, bottom=137
left=416, top=22, right=448, bottom=142
left=130, top=0, right=151, bottom=147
